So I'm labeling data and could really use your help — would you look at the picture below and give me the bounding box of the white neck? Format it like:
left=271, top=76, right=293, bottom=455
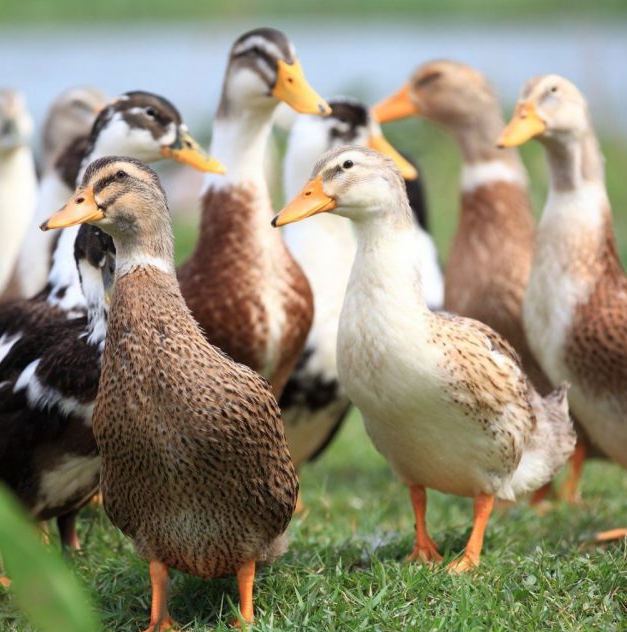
left=0, top=144, right=37, bottom=291
left=47, top=225, right=85, bottom=312
left=76, top=258, right=109, bottom=350
left=461, top=159, right=527, bottom=194
left=115, top=252, right=174, bottom=279
left=204, top=105, right=275, bottom=191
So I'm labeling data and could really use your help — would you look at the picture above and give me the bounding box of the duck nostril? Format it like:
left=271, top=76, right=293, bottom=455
left=304, top=191, right=312, bottom=197
left=75, top=197, right=85, bottom=204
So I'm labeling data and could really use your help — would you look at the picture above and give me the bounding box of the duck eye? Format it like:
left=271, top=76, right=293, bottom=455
left=116, top=170, right=127, bottom=180
left=145, top=107, right=158, bottom=118
left=551, top=86, right=558, bottom=93
left=342, top=160, right=354, bottom=170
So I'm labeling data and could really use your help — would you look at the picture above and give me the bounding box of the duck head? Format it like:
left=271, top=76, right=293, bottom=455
left=218, top=27, right=331, bottom=117
left=497, top=75, right=591, bottom=148
left=372, top=60, right=498, bottom=129
left=288, top=96, right=418, bottom=181
left=0, top=89, right=34, bottom=152
left=273, top=145, right=410, bottom=227
left=85, top=91, right=225, bottom=174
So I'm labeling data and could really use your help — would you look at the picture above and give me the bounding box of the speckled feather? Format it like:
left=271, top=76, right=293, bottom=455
left=97, top=266, right=298, bottom=578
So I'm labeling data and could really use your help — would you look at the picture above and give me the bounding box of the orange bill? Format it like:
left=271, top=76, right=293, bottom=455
left=272, top=59, right=332, bottom=116
left=497, top=103, right=546, bottom=148
left=40, top=187, right=103, bottom=231
left=161, top=127, right=226, bottom=174
left=271, top=175, right=336, bottom=227
left=371, top=83, right=419, bottom=124
left=369, top=131, right=418, bottom=180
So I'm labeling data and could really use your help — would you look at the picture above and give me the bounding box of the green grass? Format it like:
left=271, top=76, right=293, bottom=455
left=2, top=413, right=627, bottom=631
left=1, top=0, right=626, bottom=24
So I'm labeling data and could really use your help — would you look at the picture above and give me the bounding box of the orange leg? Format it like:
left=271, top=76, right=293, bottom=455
left=57, top=511, right=81, bottom=551
left=407, top=485, right=442, bottom=564
left=232, top=560, right=255, bottom=628
left=143, top=560, right=178, bottom=632
left=529, top=482, right=553, bottom=506
left=594, top=528, right=627, bottom=543
left=89, top=491, right=103, bottom=506
left=0, top=576, right=10, bottom=588
left=559, top=438, right=587, bottom=503
left=447, top=493, right=494, bottom=574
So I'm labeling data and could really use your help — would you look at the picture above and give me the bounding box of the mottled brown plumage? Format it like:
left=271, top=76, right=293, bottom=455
left=43, top=156, right=297, bottom=629
left=178, top=28, right=329, bottom=398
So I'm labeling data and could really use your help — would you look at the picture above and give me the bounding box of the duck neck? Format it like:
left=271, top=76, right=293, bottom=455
left=113, top=217, right=176, bottom=281
left=205, top=101, right=276, bottom=191
left=76, top=257, right=109, bottom=350
left=542, top=125, right=605, bottom=192
left=350, top=203, right=428, bottom=311
left=451, top=107, right=523, bottom=169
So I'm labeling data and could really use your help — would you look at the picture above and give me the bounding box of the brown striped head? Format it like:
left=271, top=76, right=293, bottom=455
left=0, top=88, right=34, bottom=151
left=372, top=60, right=498, bottom=128
left=218, top=27, right=330, bottom=117
left=84, top=91, right=224, bottom=174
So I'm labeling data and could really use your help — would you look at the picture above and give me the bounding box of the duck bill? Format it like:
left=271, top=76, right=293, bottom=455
left=371, top=84, right=419, bottom=124
left=40, top=187, right=104, bottom=231
left=368, top=132, right=418, bottom=180
left=271, top=175, right=336, bottom=227
left=272, top=59, right=332, bottom=116
left=497, top=103, right=546, bottom=148
left=161, top=127, right=226, bottom=174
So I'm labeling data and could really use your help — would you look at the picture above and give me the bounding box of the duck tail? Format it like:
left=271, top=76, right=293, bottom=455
left=509, top=382, right=576, bottom=498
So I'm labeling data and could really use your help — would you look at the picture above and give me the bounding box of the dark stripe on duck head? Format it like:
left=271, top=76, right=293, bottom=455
left=327, top=97, right=369, bottom=143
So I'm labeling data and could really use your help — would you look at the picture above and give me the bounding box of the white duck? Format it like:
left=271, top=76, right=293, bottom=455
left=273, top=146, right=575, bottom=571
left=281, top=97, right=443, bottom=467
left=7, top=86, right=106, bottom=301
left=0, top=90, right=37, bottom=295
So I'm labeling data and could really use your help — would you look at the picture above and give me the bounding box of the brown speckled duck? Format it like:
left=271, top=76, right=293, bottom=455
left=178, top=27, right=331, bottom=397
left=272, top=146, right=575, bottom=571
left=42, top=156, right=298, bottom=630
left=372, top=61, right=551, bottom=396
left=499, top=75, right=627, bottom=536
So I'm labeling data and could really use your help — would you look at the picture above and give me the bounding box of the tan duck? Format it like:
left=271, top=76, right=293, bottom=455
left=499, top=75, right=627, bottom=537
left=272, top=146, right=575, bottom=571
left=178, top=27, right=330, bottom=397
left=42, top=156, right=298, bottom=630
left=371, top=61, right=552, bottom=396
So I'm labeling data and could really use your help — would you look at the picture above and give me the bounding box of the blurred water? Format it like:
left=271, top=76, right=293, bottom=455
left=1, top=18, right=626, bottom=141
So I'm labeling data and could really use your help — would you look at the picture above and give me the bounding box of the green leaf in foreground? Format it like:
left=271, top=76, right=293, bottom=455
left=0, top=485, right=100, bottom=632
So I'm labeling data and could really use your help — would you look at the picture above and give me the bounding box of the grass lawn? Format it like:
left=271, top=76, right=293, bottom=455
left=1, top=412, right=627, bottom=631
left=2, top=105, right=627, bottom=631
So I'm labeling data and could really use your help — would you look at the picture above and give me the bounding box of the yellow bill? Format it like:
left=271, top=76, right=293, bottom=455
left=161, top=127, right=226, bottom=174
left=271, top=175, right=336, bottom=227
left=371, top=83, right=419, bottom=124
left=497, top=103, right=546, bottom=148
left=273, top=59, right=332, bottom=116
left=40, top=187, right=104, bottom=231
left=368, top=132, right=418, bottom=180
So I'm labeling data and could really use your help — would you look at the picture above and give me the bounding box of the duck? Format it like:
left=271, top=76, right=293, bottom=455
left=272, top=146, right=575, bottom=571
left=371, top=60, right=552, bottom=396
left=41, top=156, right=298, bottom=630
left=178, top=27, right=330, bottom=398
left=498, top=75, right=627, bottom=537
left=280, top=96, right=443, bottom=467
left=0, top=89, right=37, bottom=296
left=0, top=224, right=114, bottom=559
left=0, top=90, right=221, bottom=364
left=5, top=86, right=107, bottom=302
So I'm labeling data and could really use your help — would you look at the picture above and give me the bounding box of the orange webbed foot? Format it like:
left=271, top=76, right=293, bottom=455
left=407, top=538, right=443, bottom=565
left=0, top=576, right=11, bottom=588
left=594, top=528, right=627, bottom=543
left=142, top=617, right=178, bottom=632
left=446, top=553, right=479, bottom=574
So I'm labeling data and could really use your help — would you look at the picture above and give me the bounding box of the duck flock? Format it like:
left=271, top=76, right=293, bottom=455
left=0, top=25, right=625, bottom=630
